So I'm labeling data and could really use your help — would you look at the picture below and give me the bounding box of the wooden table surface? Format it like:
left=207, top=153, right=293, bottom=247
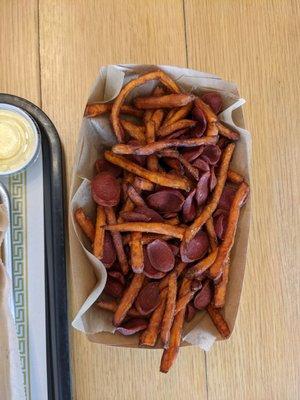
left=1, top=1, right=299, bottom=399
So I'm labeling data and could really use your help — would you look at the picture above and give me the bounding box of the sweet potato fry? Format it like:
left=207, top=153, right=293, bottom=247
left=159, top=261, right=187, bottom=291
left=130, top=232, right=144, bottom=273
left=74, top=208, right=95, bottom=241
left=111, top=70, right=181, bottom=142
left=84, top=103, right=143, bottom=118
left=185, top=249, right=218, bottom=279
left=106, top=222, right=185, bottom=239
left=184, top=143, right=235, bottom=243
left=96, top=299, right=143, bottom=318
left=135, top=94, right=194, bottom=109
left=143, top=86, right=166, bottom=124
left=163, top=108, right=176, bottom=125
left=213, top=258, right=230, bottom=308
left=160, top=149, right=199, bottom=180
left=132, top=177, right=154, bottom=191
left=113, top=273, right=145, bottom=326
left=209, top=182, right=249, bottom=279
left=166, top=216, right=180, bottom=226
left=93, top=206, right=106, bottom=259
left=104, top=151, right=190, bottom=191
left=117, top=197, right=135, bottom=223
left=194, top=98, right=217, bottom=123
left=139, top=288, right=168, bottom=347
left=123, top=233, right=172, bottom=246
left=206, top=304, right=230, bottom=338
left=227, top=169, right=244, bottom=184
left=206, top=122, right=219, bottom=137
left=160, top=278, right=190, bottom=373
left=120, top=119, right=145, bottom=143
left=145, top=120, right=159, bottom=171
left=104, top=207, right=129, bottom=274
left=205, top=217, right=218, bottom=251
left=127, top=185, right=146, bottom=207
left=160, top=272, right=177, bottom=346
left=157, top=119, right=197, bottom=137
left=216, top=122, right=239, bottom=140
left=162, top=103, right=193, bottom=127
left=113, top=136, right=217, bottom=156
left=174, top=290, right=195, bottom=315
left=151, top=109, right=164, bottom=131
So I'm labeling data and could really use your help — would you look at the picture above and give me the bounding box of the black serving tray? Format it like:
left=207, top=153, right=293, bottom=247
left=0, top=94, right=71, bottom=400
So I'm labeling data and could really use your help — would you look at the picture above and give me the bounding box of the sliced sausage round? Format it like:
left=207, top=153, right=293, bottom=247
left=115, top=318, right=148, bottom=336
left=91, top=171, right=121, bottom=206
left=201, top=92, right=223, bottom=114
left=147, top=239, right=175, bottom=272
left=135, top=282, right=160, bottom=315
left=180, top=231, right=209, bottom=263
left=146, top=189, right=185, bottom=213
left=194, top=280, right=212, bottom=310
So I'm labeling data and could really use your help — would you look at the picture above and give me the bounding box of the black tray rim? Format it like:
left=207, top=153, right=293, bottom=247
left=0, top=93, right=71, bottom=400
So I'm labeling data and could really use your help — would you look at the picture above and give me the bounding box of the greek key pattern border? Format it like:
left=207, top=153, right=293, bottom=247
left=9, top=172, right=31, bottom=399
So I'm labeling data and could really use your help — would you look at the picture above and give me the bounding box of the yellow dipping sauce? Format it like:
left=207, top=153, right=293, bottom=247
left=0, top=106, right=38, bottom=174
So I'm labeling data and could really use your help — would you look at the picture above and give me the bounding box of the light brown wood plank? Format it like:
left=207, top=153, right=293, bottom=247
left=0, top=0, right=40, bottom=104
left=185, top=0, right=299, bottom=399
left=39, top=1, right=207, bottom=399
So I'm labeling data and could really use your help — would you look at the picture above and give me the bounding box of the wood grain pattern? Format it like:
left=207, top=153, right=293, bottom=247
left=185, top=1, right=300, bottom=399
left=1, top=0, right=299, bottom=399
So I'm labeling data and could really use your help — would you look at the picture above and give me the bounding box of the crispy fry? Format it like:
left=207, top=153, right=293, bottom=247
left=145, top=120, right=159, bottom=171
left=96, top=299, right=143, bottom=318
left=106, top=222, right=185, bottom=239
left=104, top=151, right=190, bottom=191
left=111, top=70, right=181, bottom=142
left=113, top=136, right=217, bottom=157
left=159, top=261, right=187, bottom=291
left=216, top=122, right=239, bottom=140
left=206, top=122, right=219, bottom=137
left=132, top=177, right=154, bottom=191
left=213, top=258, right=230, bottom=308
left=123, top=233, right=172, bottom=246
left=143, top=86, right=166, bottom=124
left=205, top=217, right=218, bottom=251
left=185, top=249, right=218, bottom=279
left=113, top=273, right=145, bottom=326
left=159, top=149, right=199, bottom=180
left=123, top=171, right=135, bottom=185
left=194, top=98, right=217, bottom=123
left=151, top=109, right=164, bottom=131
left=157, top=119, right=197, bottom=137
left=120, top=120, right=145, bottom=143
left=160, top=278, right=190, bottom=373
left=104, top=207, right=129, bottom=274
left=162, top=103, right=193, bottom=126
left=127, top=185, right=146, bottom=207
left=206, top=304, right=230, bottom=338
left=139, top=288, right=168, bottom=347
left=161, top=272, right=177, bottom=346
left=135, top=94, right=194, bottom=109
left=74, top=208, right=95, bottom=241
left=166, top=216, right=180, bottom=226
left=209, top=182, right=249, bottom=279
left=93, top=206, right=106, bottom=259
left=84, top=103, right=143, bottom=118
left=184, top=143, right=235, bottom=243
left=117, top=197, right=135, bottom=223
left=174, top=287, right=196, bottom=316
left=130, top=232, right=144, bottom=273
left=227, top=169, right=244, bottom=184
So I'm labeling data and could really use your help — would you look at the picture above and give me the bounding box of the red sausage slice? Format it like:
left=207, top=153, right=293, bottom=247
left=180, top=231, right=209, bottom=263
left=209, top=166, right=217, bottom=191
left=135, top=282, right=160, bottom=315
left=182, top=189, right=196, bottom=223
left=104, top=277, right=124, bottom=298
left=115, top=318, right=148, bottom=336
left=201, top=92, right=223, bottom=114
left=94, top=158, right=122, bottom=177
left=120, top=206, right=163, bottom=223
left=143, top=249, right=166, bottom=279
left=214, top=211, right=228, bottom=240
left=91, top=171, right=121, bottom=206
left=194, top=280, right=212, bottom=310
left=192, top=105, right=207, bottom=135
left=218, top=185, right=237, bottom=210
left=196, top=171, right=210, bottom=206
left=107, top=271, right=125, bottom=286
left=182, top=146, right=204, bottom=162
left=201, top=145, right=221, bottom=165
left=185, top=303, right=197, bottom=322
left=146, top=189, right=185, bottom=213
left=101, top=232, right=116, bottom=268
left=192, top=158, right=210, bottom=172
left=147, top=239, right=175, bottom=272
